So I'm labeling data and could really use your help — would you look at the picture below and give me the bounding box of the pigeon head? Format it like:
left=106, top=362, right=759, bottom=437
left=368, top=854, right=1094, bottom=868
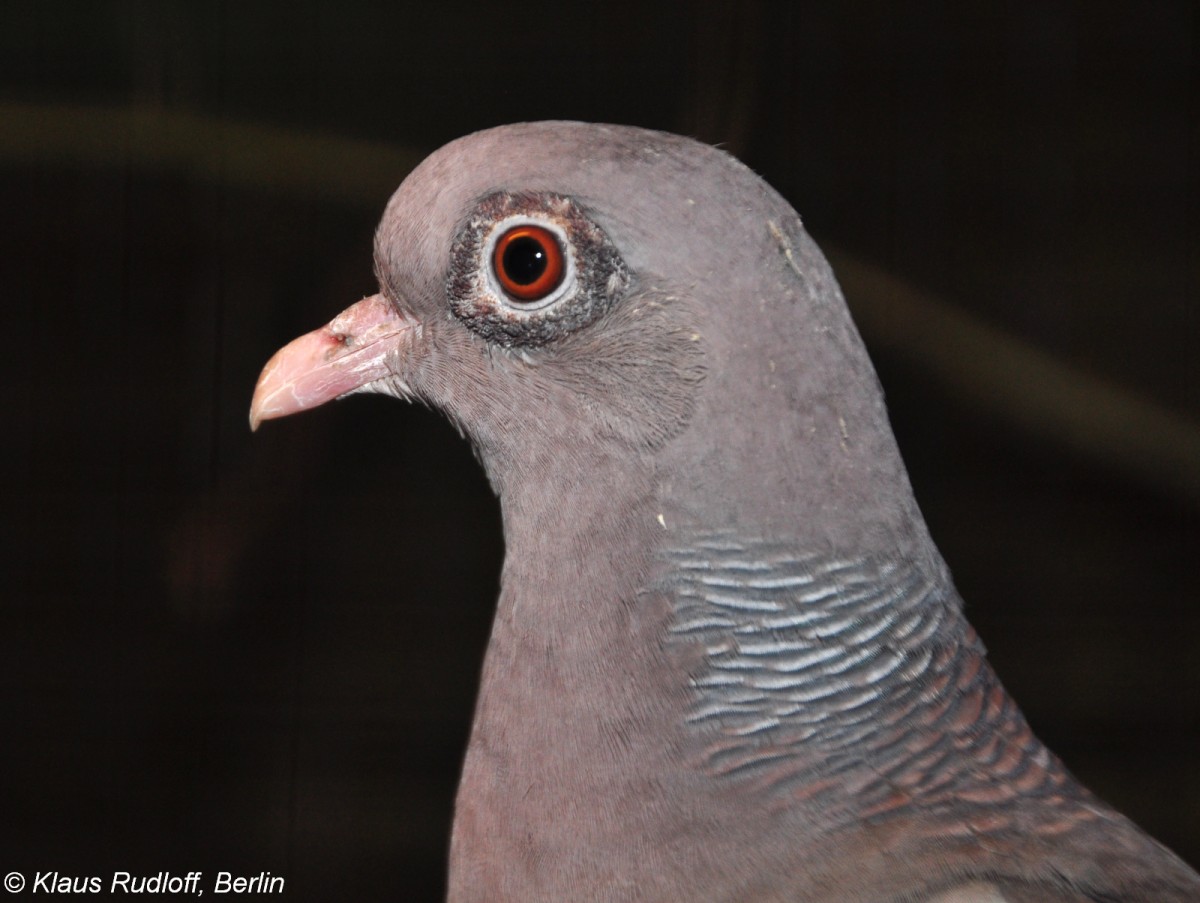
left=251, top=122, right=917, bottom=557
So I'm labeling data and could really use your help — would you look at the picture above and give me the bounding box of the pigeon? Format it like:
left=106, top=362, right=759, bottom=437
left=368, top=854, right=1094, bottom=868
left=250, top=122, right=1200, bottom=902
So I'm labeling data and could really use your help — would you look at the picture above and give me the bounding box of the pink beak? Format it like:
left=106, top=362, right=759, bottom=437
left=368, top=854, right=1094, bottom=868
left=249, top=293, right=416, bottom=431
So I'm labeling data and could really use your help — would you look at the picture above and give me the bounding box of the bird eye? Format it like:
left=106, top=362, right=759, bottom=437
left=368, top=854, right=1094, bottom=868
left=449, top=191, right=627, bottom=347
left=492, top=225, right=565, bottom=303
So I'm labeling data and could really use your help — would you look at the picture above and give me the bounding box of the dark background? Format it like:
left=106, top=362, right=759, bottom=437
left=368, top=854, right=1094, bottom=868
left=3, top=2, right=1196, bottom=899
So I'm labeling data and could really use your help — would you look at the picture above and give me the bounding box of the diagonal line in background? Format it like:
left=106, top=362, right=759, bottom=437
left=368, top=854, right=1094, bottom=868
left=5, top=99, right=1197, bottom=504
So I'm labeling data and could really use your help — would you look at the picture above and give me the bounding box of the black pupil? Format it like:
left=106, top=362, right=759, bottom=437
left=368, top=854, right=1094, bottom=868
left=503, top=236, right=548, bottom=286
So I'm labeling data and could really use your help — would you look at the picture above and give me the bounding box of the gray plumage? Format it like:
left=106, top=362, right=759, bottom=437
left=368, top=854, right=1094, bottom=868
left=250, top=122, right=1200, bottom=902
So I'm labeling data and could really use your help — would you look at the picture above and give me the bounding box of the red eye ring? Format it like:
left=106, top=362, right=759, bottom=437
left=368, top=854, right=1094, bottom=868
left=492, top=225, right=566, bottom=303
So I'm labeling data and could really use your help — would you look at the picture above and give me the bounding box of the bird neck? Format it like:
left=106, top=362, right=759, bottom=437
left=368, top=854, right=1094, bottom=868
left=654, top=525, right=1096, bottom=847
left=450, top=459, right=1096, bottom=900
left=450, top=457, right=704, bottom=898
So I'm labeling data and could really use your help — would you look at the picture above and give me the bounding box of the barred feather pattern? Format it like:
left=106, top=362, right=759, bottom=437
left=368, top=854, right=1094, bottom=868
left=660, top=532, right=1089, bottom=833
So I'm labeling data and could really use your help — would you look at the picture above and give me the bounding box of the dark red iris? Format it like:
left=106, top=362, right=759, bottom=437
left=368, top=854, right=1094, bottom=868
left=492, top=225, right=565, bottom=302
